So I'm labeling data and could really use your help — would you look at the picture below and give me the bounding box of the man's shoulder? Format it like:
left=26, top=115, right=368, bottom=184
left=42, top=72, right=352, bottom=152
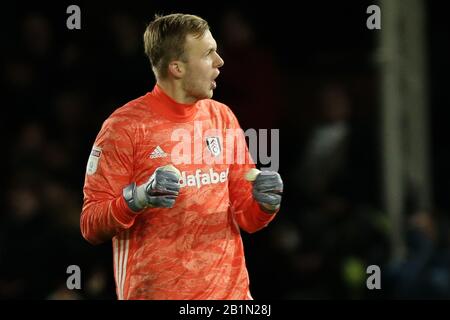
left=104, top=95, right=150, bottom=127
left=107, top=95, right=148, bottom=121
left=113, top=94, right=149, bottom=117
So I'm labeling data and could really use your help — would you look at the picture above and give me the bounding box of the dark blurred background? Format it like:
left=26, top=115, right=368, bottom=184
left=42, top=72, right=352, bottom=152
left=1, top=0, right=449, bottom=299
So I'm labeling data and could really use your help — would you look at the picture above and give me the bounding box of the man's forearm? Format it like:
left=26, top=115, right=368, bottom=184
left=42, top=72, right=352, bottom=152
left=80, top=196, right=137, bottom=245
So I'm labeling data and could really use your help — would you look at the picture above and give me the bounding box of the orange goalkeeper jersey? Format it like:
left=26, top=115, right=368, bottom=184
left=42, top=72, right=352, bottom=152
left=81, top=85, right=277, bottom=300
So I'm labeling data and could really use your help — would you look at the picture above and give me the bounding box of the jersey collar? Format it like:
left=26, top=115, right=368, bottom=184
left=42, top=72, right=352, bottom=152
left=147, top=84, right=198, bottom=122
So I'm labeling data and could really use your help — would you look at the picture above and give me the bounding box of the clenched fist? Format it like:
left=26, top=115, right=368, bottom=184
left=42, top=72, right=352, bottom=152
left=123, top=164, right=181, bottom=212
left=246, top=168, right=283, bottom=213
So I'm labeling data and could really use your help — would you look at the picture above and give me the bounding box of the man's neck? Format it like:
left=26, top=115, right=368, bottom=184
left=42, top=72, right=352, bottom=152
left=157, top=80, right=196, bottom=104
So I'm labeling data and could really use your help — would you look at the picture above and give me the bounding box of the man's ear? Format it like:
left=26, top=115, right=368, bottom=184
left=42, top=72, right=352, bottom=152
left=168, top=61, right=185, bottom=79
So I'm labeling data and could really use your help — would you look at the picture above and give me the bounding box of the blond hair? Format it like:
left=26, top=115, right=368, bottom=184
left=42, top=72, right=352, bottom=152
left=143, top=13, right=209, bottom=79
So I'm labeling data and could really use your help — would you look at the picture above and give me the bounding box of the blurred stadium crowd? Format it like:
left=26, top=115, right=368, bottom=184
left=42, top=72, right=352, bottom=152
left=1, top=1, right=449, bottom=299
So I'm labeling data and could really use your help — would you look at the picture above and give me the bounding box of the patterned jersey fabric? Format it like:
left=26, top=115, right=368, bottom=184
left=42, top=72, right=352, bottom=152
left=81, top=85, right=277, bottom=299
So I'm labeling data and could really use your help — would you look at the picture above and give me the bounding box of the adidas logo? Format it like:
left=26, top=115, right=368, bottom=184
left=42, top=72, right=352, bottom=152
left=149, top=146, right=168, bottom=159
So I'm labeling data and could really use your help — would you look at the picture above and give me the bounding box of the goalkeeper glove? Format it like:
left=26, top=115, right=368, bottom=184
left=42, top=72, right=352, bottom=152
left=245, top=168, right=283, bottom=213
left=123, top=164, right=181, bottom=212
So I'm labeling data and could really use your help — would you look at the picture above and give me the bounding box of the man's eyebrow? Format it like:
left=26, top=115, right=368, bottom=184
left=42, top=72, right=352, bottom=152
left=204, top=45, right=217, bottom=55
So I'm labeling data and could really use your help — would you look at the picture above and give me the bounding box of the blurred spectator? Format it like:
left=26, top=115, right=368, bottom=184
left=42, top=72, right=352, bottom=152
left=286, top=81, right=388, bottom=298
left=386, top=211, right=450, bottom=299
left=216, top=9, right=285, bottom=130
left=296, top=82, right=351, bottom=202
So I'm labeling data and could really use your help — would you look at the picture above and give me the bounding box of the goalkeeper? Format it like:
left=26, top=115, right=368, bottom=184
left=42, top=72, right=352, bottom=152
left=81, top=13, right=283, bottom=300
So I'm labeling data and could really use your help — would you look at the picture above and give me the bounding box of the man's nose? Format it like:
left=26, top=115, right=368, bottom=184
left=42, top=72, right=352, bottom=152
left=215, top=53, right=224, bottom=68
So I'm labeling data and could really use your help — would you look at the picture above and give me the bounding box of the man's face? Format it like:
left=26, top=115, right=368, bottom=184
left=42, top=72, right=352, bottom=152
left=181, top=30, right=224, bottom=101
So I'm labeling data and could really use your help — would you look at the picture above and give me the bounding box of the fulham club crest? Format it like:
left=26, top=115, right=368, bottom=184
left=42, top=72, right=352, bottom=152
left=206, top=136, right=222, bottom=157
